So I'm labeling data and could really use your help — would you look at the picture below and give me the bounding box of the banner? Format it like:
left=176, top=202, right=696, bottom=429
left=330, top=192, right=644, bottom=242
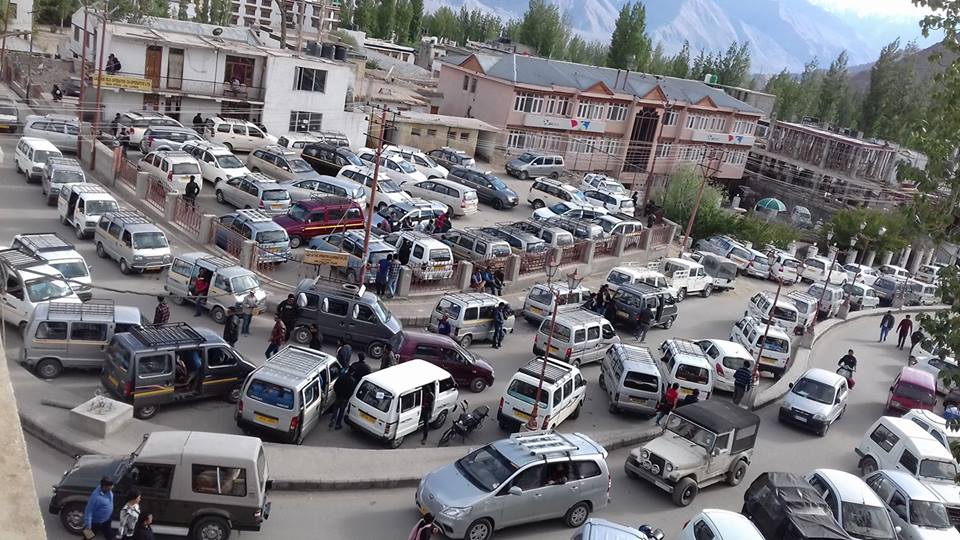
left=96, top=73, right=153, bottom=91
left=303, top=249, right=349, bottom=267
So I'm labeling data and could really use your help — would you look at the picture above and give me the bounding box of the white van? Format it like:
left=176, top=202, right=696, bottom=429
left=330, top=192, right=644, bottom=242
left=801, top=256, right=847, bottom=286
left=856, top=416, right=960, bottom=492
left=696, top=339, right=753, bottom=393
left=769, top=251, right=803, bottom=283
left=57, top=184, right=120, bottom=240
left=497, top=357, right=586, bottom=431
left=521, top=282, right=592, bottom=324
left=384, top=231, right=454, bottom=281
left=785, top=291, right=818, bottom=331
left=11, top=233, right=93, bottom=301
left=657, top=257, right=714, bottom=300
left=15, top=137, right=62, bottom=182
left=746, top=291, right=802, bottom=335
left=345, top=360, right=458, bottom=448
left=731, top=316, right=792, bottom=380
left=657, top=339, right=714, bottom=400
left=604, top=263, right=678, bottom=299
left=532, top=309, right=620, bottom=367
left=0, top=248, right=81, bottom=327
left=806, top=282, right=845, bottom=319
left=902, top=409, right=960, bottom=451
left=600, top=344, right=662, bottom=415
left=236, top=345, right=343, bottom=444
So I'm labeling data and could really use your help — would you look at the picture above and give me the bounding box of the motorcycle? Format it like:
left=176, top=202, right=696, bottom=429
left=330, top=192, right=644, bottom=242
left=837, top=365, right=856, bottom=389
left=438, top=400, right=489, bottom=447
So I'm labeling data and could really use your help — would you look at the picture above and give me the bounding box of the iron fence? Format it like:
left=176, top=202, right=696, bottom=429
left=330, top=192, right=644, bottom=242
left=173, top=196, right=202, bottom=235
left=519, top=250, right=549, bottom=275
left=119, top=160, right=138, bottom=188
left=624, top=229, right=649, bottom=252
left=649, top=224, right=673, bottom=247
left=145, top=177, right=167, bottom=211
left=210, top=221, right=244, bottom=259
left=595, top=236, right=618, bottom=257
left=560, top=241, right=588, bottom=265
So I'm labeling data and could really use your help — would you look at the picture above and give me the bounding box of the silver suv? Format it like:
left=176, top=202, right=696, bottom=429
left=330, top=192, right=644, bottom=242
left=416, top=430, right=609, bottom=540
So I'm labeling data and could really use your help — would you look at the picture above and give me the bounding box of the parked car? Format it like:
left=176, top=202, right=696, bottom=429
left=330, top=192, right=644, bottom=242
left=203, top=116, right=277, bottom=152
left=916, top=263, right=947, bottom=284
left=275, top=197, right=364, bottom=248
left=308, top=229, right=394, bottom=284
left=370, top=198, right=446, bottom=231
left=581, top=173, right=628, bottom=196
left=402, top=178, right=479, bottom=217
left=844, top=263, right=880, bottom=286
left=886, top=367, right=937, bottom=414
left=164, top=252, right=266, bottom=322
left=41, top=156, right=85, bottom=205
left=0, top=249, right=80, bottom=327
left=181, top=140, right=251, bottom=184
left=57, top=183, right=119, bottom=239
left=382, top=144, right=449, bottom=178
left=300, top=142, right=365, bottom=176
left=11, top=232, right=93, bottom=300
left=392, top=330, right=495, bottom=392
left=592, top=213, right=644, bottom=237
left=864, top=469, right=960, bottom=540
left=532, top=309, right=619, bottom=366
left=336, top=165, right=405, bottom=209
left=527, top=177, right=590, bottom=210
left=584, top=190, right=635, bottom=216
left=696, top=339, right=753, bottom=393
left=843, top=282, right=881, bottom=311
left=137, top=150, right=203, bottom=194
left=0, top=96, right=19, bottom=132
left=246, top=145, right=321, bottom=182
left=801, top=256, right=847, bottom=285
left=94, top=210, right=172, bottom=274
left=679, top=510, right=764, bottom=540
left=447, top=166, right=518, bottom=210
left=506, top=151, right=565, bottom=179
left=214, top=173, right=291, bottom=215
left=289, top=170, right=368, bottom=206
left=609, top=283, right=679, bottom=330
left=16, top=136, right=62, bottom=181
left=215, top=209, right=290, bottom=263
left=498, top=357, right=586, bottom=431
left=427, top=147, right=476, bottom=170
left=533, top=201, right=607, bottom=222
left=741, top=472, right=851, bottom=540
left=22, top=114, right=80, bottom=151
left=139, top=125, right=203, bottom=153
left=356, top=147, right=428, bottom=184
left=115, top=111, right=182, bottom=146
left=768, top=250, right=804, bottom=284
left=879, top=264, right=912, bottom=281
left=599, top=344, right=662, bottom=415
left=276, top=133, right=320, bottom=150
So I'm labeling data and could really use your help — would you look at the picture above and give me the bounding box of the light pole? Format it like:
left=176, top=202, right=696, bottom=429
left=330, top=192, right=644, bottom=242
left=811, top=229, right=841, bottom=331
left=357, top=107, right=389, bottom=284
left=24, top=10, right=35, bottom=99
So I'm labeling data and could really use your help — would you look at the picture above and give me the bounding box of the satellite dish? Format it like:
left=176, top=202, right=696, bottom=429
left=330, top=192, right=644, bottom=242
left=212, top=27, right=223, bottom=36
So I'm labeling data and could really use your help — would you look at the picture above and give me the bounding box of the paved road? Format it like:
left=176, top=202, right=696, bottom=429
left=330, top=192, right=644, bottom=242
left=30, top=314, right=916, bottom=539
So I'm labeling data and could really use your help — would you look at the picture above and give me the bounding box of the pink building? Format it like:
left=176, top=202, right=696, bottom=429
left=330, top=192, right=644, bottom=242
left=438, top=53, right=763, bottom=189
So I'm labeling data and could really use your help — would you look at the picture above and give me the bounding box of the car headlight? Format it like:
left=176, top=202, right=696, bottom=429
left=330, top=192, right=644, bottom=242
left=134, top=255, right=143, bottom=261
left=665, top=462, right=674, bottom=474
left=813, top=413, right=827, bottom=421
left=640, top=449, right=650, bottom=460
left=162, top=254, right=172, bottom=262
left=441, top=506, right=472, bottom=519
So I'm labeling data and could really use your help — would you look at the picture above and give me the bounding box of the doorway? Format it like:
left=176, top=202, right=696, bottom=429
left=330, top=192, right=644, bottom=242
left=163, top=96, right=182, bottom=121
left=144, top=46, right=163, bottom=88
left=625, top=108, right=659, bottom=173
left=167, top=48, right=184, bottom=90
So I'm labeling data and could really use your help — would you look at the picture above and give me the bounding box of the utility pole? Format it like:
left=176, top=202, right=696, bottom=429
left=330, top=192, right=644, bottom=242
left=678, top=147, right=727, bottom=256
left=77, top=5, right=89, bottom=153
left=0, top=3, right=9, bottom=75
left=357, top=107, right=388, bottom=284
left=90, top=10, right=107, bottom=169
left=24, top=10, right=34, bottom=100
left=641, top=103, right=672, bottom=209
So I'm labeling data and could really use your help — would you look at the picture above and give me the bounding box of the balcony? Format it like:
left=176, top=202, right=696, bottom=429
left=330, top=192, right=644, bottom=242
left=99, top=71, right=265, bottom=102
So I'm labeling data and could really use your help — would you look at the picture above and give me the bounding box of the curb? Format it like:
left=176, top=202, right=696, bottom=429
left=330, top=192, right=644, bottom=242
left=19, top=410, right=89, bottom=459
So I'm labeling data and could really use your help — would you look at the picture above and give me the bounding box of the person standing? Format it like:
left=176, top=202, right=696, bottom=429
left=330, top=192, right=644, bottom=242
left=153, top=296, right=169, bottom=325
left=493, top=302, right=506, bottom=349
left=308, top=324, right=323, bottom=351
left=276, top=294, right=299, bottom=342
left=118, top=490, right=141, bottom=539
left=265, top=316, right=285, bottom=359
left=222, top=306, right=240, bottom=348
left=635, top=304, right=654, bottom=343
left=336, top=338, right=353, bottom=368
left=436, top=313, right=451, bottom=336
left=184, top=176, right=200, bottom=208
left=240, top=290, right=257, bottom=336
left=82, top=477, right=115, bottom=540
left=879, top=310, right=895, bottom=342
left=348, top=352, right=372, bottom=380
left=409, top=514, right=439, bottom=540
left=733, top=361, right=753, bottom=405
left=387, top=255, right=402, bottom=298
left=131, top=514, right=154, bottom=540
left=192, top=273, right=209, bottom=317
left=192, top=113, right=204, bottom=132
left=897, top=315, right=914, bottom=350
left=911, top=328, right=925, bottom=353
left=329, top=371, right=354, bottom=430
left=376, top=255, right=391, bottom=296
left=655, top=383, right=679, bottom=426
left=381, top=343, right=400, bottom=371
left=420, top=387, right=435, bottom=445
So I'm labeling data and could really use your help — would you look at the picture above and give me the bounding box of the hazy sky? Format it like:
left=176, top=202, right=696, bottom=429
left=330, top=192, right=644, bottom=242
left=807, top=0, right=932, bottom=18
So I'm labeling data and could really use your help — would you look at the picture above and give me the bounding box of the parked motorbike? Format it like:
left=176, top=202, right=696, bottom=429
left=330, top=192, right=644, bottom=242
left=837, top=365, right=856, bottom=389
left=438, top=400, right=489, bottom=447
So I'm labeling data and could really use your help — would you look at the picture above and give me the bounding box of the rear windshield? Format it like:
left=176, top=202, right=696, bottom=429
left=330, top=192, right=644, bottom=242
left=288, top=158, right=313, bottom=173
left=262, top=189, right=290, bottom=201
left=86, top=200, right=119, bottom=215
left=781, top=259, right=800, bottom=269
left=491, top=244, right=511, bottom=258
left=759, top=335, right=789, bottom=353
left=34, top=150, right=57, bottom=164
left=257, top=230, right=288, bottom=244
left=52, top=170, right=84, bottom=184
left=507, top=379, right=547, bottom=407
left=675, top=363, right=709, bottom=385
left=149, top=118, right=181, bottom=127
left=896, top=382, right=936, bottom=406
left=246, top=379, right=294, bottom=410
left=464, top=191, right=478, bottom=201
left=49, top=260, right=89, bottom=279
left=555, top=233, right=575, bottom=247
left=355, top=380, right=392, bottom=413
left=217, top=154, right=244, bottom=169
left=623, top=372, right=658, bottom=392
left=435, top=298, right=462, bottom=320
left=607, top=270, right=631, bottom=285
left=528, top=288, right=555, bottom=306
left=429, top=249, right=451, bottom=262
left=107, top=342, right=131, bottom=372
left=540, top=320, right=572, bottom=341
left=158, top=131, right=198, bottom=143
left=172, top=162, right=200, bottom=175
left=772, top=305, right=797, bottom=322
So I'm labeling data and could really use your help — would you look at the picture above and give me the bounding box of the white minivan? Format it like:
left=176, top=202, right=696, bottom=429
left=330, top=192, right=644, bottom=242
left=0, top=248, right=81, bottom=327
left=731, top=316, right=793, bottom=380
left=15, top=137, right=62, bottom=182
left=747, top=291, right=802, bottom=335
left=345, top=360, right=458, bottom=448
left=657, top=338, right=715, bottom=400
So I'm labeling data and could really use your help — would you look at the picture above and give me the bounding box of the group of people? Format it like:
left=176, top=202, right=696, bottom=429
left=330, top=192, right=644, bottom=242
left=377, top=211, right=452, bottom=236
left=642, top=199, right=665, bottom=228
left=82, top=478, right=154, bottom=540
left=374, top=254, right=403, bottom=298
left=470, top=267, right=505, bottom=296
left=105, top=53, right=123, bottom=75
left=879, top=311, right=925, bottom=352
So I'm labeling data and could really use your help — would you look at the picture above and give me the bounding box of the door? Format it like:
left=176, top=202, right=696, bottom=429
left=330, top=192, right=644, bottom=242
left=0, top=266, right=28, bottom=324
left=300, top=377, right=322, bottom=436
left=166, top=48, right=184, bottom=90
left=498, top=464, right=550, bottom=526
left=201, top=346, right=242, bottom=397
left=396, top=388, right=422, bottom=438
left=705, top=432, right=731, bottom=479
left=165, top=258, right=193, bottom=297
left=586, top=323, right=604, bottom=362
left=67, top=321, right=109, bottom=368
left=120, top=463, right=173, bottom=527
left=144, top=46, right=162, bottom=88
left=133, top=352, right=175, bottom=409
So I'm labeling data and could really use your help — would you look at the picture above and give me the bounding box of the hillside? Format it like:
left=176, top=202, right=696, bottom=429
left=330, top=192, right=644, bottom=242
left=847, top=41, right=956, bottom=94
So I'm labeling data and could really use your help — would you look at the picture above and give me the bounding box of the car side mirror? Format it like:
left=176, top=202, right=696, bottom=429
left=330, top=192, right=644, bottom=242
left=710, top=448, right=720, bottom=457
left=835, top=395, right=842, bottom=404
left=508, top=486, right=522, bottom=496
left=788, top=382, right=794, bottom=389
left=297, top=293, right=308, bottom=308
left=890, top=386, right=895, bottom=392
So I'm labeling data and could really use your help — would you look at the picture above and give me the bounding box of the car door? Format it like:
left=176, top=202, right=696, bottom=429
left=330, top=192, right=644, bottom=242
left=0, top=265, right=29, bottom=324
left=201, top=345, right=243, bottom=398
left=497, top=464, right=550, bottom=526
left=120, top=462, right=174, bottom=528
left=299, top=377, right=323, bottom=435
left=222, top=177, right=244, bottom=207
left=351, top=303, right=385, bottom=345
left=396, top=387, right=422, bottom=438
left=68, top=321, right=109, bottom=368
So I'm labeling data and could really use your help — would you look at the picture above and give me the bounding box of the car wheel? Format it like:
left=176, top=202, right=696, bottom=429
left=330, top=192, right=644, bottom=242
left=672, top=477, right=699, bottom=507
left=677, top=288, right=687, bottom=302
left=663, top=316, right=676, bottom=329
left=74, top=225, right=85, bottom=240
left=458, top=334, right=473, bottom=348
left=469, top=377, right=487, bottom=393
left=134, top=405, right=158, bottom=420
left=429, top=409, right=448, bottom=429
left=549, top=172, right=560, bottom=180
left=465, top=518, right=494, bottom=540
left=96, top=243, right=107, bottom=258
left=818, top=421, right=831, bottom=437
left=289, top=236, right=302, bottom=249
left=859, top=456, right=879, bottom=476
left=388, top=434, right=405, bottom=449
left=493, top=199, right=504, bottom=210
left=36, top=358, right=63, bottom=379
left=119, top=259, right=132, bottom=275
left=447, top=205, right=456, bottom=217
left=726, top=460, right=747, bottom=486
left=608, top=402, right=619, bottom=414
left=367, top=341, right=386, bottom=358
left=519, top=171, right=529, bottom=180
left=532, top=199, right=545, bottom=209
left=570, top=400, right=583, bottom=419
left=215, top=190, right=225, bottom=203
left=701, top=285, right=713, bottom=298
left=225, top=383, right=242, bottom=404
left=598, top=373, right=606, bottom=390
left=288, top=326, right=309, bottom=345
left=563, top=501, right=591, bottom=528
left=210, top=306, right=226, bottom=324
left=192, top=515, right=231, bottom=540
left=222, top=143, right=233, bottom=152
left=59, top=501, right=86, bottom=534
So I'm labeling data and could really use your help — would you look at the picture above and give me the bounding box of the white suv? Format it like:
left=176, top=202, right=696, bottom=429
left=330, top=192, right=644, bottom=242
left=115, top=111, right=182, bottom=146
left=202, top=116, right=277, bottom=152
left=180, top=140, right=250, bottom=184
left=382, top=145, right=448, bottom=179
left=337, top=165, right=410, bottom=210
left=137, top=151, right=202, bottom=194
left=527, top=177, right=590, bottom=210
left=356, top=147, right=428, bottom=184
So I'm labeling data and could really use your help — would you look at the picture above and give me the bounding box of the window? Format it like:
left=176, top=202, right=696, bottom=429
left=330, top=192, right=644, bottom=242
left=663, top=110, right=678, bottom=126
left=870, top=424, right=900, bottom=452
left=462, top=75, right=469, bottom=91
left=513, top=92, right=543, bottom=113
left=563, top=379, right=573, bottom=398
left=460, top=132, right=468, bottom=140
left=656, top=143, right=673, bottom=158
left=545, top=95, right=570, bottom=116
left=36, top=321, right=68, bottom=339
left=355, top=304, right=377, bottom=323
left=426, top=129, right=437, bottom=137
left=303, top=379, right=320, bottom=406
left=323, top=298, right=349, bottom=317
left=571, top=460, right=601, bottom=480
left=607, top=103, right=627, bottom=121
left=899, top=449, right=919, bottom=473
left=293, top=66, right=327, bottom=93
left=470, top=78, right=477, bottom=93
left=400, top=390, right=421, bottom=412
left=207, top=347, right=238, bottom=368
left=576, top=100, right=604, bottom=120
left=411, top=128, right=421, bottom=136
left=170, top=259, right=192, bottom=277
left=288, top=110, right=323, bottom=132
left=192, top=465, right=247, bottom=497
left=128, top=463, right=173, bottom=496
left=693, top=521, right=715, bottom=540
left=138, top=354, right=172, bottom=378
left=70, top=322, right=107, bottom=341
left=587, top=325, right=600, bottom=340
left=439, top=377, right=456, bottom=393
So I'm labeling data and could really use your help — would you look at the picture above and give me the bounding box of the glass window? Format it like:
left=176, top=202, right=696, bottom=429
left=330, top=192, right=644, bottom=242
left=138, top=354, right=172, bottom=378
left=439, top=377, right=456, bottom=393
left=587, top=325, right=600, bottom=340
left=355, top=380, right=392, bottom=412
left=70, top=322, right=107, bottom=341
left=191, top=465, right=247, bottom=497
left=323, top=298, right=349, bottom=317
left=293, top=67, right=327, bottom=92
left=245, top=379, right=294, bottom=409
left=400, top=390, right=421, bottom=412
left=35, top=320, right=68, bottom=339
left=207, top=347, right=238, bottom=368
left=899, top=449, right=919, bottom=474
left=693, top=521, right=715, bottom=540
left=303, top=379, right=320, bottom=406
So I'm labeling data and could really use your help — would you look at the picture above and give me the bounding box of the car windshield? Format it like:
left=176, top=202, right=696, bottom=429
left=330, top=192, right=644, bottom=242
left=841, top=502, right=896, bottom=539
left=355, top=380, right=392, bottom=412
left=160, top=131, right=197, bottom=143
left=231, top=274, right=261, bottom=293
left=379, top=180, right=402, bottom=193
left=791, top=378, right=834, bottom=404
left=34, top=150, right=57, bottom=163
left=487, top=175, right=508, bottom=190
left=436, top=298, right=463, bottom=319
left=246, top=380, right=294, bottom=410
left=52, top=170, right=84, bottom=184
left=541, top=320, right=572, bottom=341
left=132, top=232, right=168, bottom=249
left=665, top=415, right=717, bottom=450
left=759, top=335, right=789, bottom=353
left=548, top=203, right=570, bottom=214
left=516, top=153, right=535, bottom=163
left=921, top=459, right=958, bottom=481
left=288, top=158, right=313, bottom=173
left=49, top=260, right=88, bottom=279
left=150, top=119, right=181, bottom=127
left=287, top=205, right=310, bottom=222
left=85, top=200, right=119, bottom=215
left=570, top=191, right=589, bottom=204
left=528, top=288, right=555, bottom=306
left=262, top=189, right=290, bottom=201
left=217, top=154, right=244, bottom=168
left=372, top=298, right=392, bottom=323
left=342, top=152, right=364, bottom=167
left=782, top=259, right=800, bottom=269
left=676, top=363, right=710, bottom=384
left=910, top=500, right=952, bottom=528
left=491, top=244, right=511, bottom=257
left=396, top=159, right=417, bottom=173
left=455, top=445, right=518, bottom=492
left=257, top=230, right=289, bottom=244
left=772, top=305, right=798, bottom=322
left=172, top=163, right=200, bottom=174
left=507, top=379, right=548, bottom=407
left=0, top=105, right=16, bottom=116
left=25, top=277, right=74, bottom=303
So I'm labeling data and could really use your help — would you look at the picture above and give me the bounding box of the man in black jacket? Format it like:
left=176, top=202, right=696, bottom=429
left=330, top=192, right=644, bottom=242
left=184, top=176, right=200, bottom=207
left=222, top=306, right=240, bottom=347
left=329, top=371, right=354, bottom=430
left=276, top=294, right=299, bottom=341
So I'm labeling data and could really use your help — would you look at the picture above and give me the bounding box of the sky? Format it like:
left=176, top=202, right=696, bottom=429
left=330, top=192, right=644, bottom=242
left=806, top=0, right=932, bottom=18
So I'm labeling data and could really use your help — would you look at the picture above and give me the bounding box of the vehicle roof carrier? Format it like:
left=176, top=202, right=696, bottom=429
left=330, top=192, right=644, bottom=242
left=509, top=430, right=580, bottom=456
left=48, top=299, right=115, bottom=320
left=130, top=323, right=205, bottom=347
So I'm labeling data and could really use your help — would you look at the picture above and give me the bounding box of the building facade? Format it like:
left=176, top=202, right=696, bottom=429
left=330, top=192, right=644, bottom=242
left=371, top=111, right=500, bottom=161
left=438, top=53, right=762, bottom=188
left=225, top=0, right=341, bottom=33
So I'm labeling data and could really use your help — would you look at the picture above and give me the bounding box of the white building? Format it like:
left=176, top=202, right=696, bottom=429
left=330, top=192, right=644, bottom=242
left=0, top=0, right=37, bottom=52
left=67, top=11, right=365, bottom=145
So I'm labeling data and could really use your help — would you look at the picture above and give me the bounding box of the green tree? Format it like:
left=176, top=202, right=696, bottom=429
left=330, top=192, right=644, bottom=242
left=177, top=0, right=189, bottom=20
left=208, top=0, right=227, bottom=25
left=835, top=87, right=861, bottom=128
left=796, top=58, right=822, bottom=119
left=375, top=0, right=396, bottom=39
left=669, top=40, right=690, bottom=78
left=423, top=6, right=457, bottom=40
left=689, top=50, right=716, bottom=81
left=394, top=0, right=412, bottom=43
left=606, top=2, right=650, bottom=71
left=408, top=0, right=423, bottom=42
left=564, top=36, right=608, bottom=66
left=354, top=0, right=376, bottom=34
left=646, top=43, right=672, bottom=75
left=516, top=0, right=569, bottom=59
left=194, top=0, right=209, bottom=23
left=860, top=39, right=920, bottom=142
left=660, top=166, right=738, bottom=242
left=35, top=0, right=79, bottom=30
left=816, top=51, right=849, bottom=124
left=339, top=0, right=353, bottom=29
left=765, top=69, right=801, bottom=121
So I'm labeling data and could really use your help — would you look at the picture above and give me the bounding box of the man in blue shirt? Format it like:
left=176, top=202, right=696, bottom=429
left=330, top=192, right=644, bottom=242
left=733, top=361, right=753, bottom=406
left=83, top=477, right=116, bottom=539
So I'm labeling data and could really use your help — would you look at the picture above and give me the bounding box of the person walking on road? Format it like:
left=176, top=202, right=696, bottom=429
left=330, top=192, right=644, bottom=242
left=375, top=255, right=391, bottom=296
left=880, top=310, right=895, bottom=342
left=265, top=316, right=285, bottom=359
left=192, top=273, right=209, bottom=317
left=380, top=343, right=399, bottom=371
left=222, top=306, right=240, bottom=348
left=493, top=302, right=506, bottom=349
left=897, top=315, right=914, bottom=350
left=83, top=477, right=116, bottom=540
left=911, top=328, right=925, bottom=354
left=308, top=324, right=323, bottom=351
left=276, top=294, right=299, bottom=342
left=409, top=513, right=439, bottom=540
left=733, top=361, right=753, bottom=405
left=118, top=490, right=141, bottom=538
left=153, top=296, right=169, bottom=325
left=420, top=386, right=435, bottom=445
left=240, top=291, right=257, bottom=335
left=336, top=338, right=352, bottom=368
left=635, top=304, right=654, bottom=343
left=184, top=176, right=200, bottom=207
left=655, top=383, right=679, bottom=426
left=387, top=255, right=402, bottom=298
left=329, top=371, right=354, bottom=430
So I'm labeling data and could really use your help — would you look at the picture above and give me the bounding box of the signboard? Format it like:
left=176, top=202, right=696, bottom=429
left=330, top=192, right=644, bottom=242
left=523, top=114, right=607, bottom=133
left=96, top=73, right=153, bottom=92
left=691, top=131, right=756, bottom=147
left=303, top=249, right=349, bottom=267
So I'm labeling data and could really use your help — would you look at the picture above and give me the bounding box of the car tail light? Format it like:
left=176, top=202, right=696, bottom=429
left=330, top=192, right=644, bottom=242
left=607, top=473, right=612, bottom=496
left=123, top=381, right=133, bottom=398
left=541, top=415, right=551, bottom=429
left=498, top=397, right=504, bottom=413
left=289, top=415, right=300, bottom=432
left=715, top=363, right=724, bottom=376
left=167, top=171, right=173, bottom=180
left=564, top=347, right=572, bottom=359
left=238, top=400, right=244, bottom=413
left=460, top=199, right=466, bottom=208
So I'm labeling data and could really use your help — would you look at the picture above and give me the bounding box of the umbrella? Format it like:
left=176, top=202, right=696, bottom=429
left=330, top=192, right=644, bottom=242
left=755, top=198, right=787, bottom=212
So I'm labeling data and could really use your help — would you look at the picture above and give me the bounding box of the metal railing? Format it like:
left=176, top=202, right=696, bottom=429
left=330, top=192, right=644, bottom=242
left=624, top=229, right=649, bottom=252
left=173, top=196, right=202, bottom=235
left=560, top=241, right=588, bottom=265
left=595, top=236, right=618, bottom=257
left=519, top=250, right=549, bottom=275
left=210, top=221, right=244, bottom=259
left=253, top=244, right=298, bottom=273
left=473, top=255, right=510, bottom=272
left=145, top=177, right=167, bottom=211
left=119, top=160, right=138, bottom=188
left=105, top=70, right=266, bottom=101
left=649, top=224, right=673, bottom=247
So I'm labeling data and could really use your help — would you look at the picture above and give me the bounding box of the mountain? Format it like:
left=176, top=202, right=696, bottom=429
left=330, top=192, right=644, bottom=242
left=425, top=0, right=934, bottom=73
left=847, top=41, right=956, bottom=94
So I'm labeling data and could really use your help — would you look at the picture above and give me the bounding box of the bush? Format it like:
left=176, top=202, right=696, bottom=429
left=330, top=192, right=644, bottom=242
left=660, top=166, right=738, bottom=241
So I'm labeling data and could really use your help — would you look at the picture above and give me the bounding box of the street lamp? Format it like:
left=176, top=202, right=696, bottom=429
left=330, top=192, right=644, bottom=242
left=526, top=261, right=583, bottom=431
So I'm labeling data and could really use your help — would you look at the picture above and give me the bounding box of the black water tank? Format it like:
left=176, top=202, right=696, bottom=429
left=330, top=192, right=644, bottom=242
left=320, top=43, right=334, bottom=59
left=334, top=45, right=347, bottom=61
left=306, top=41, right=319, bottom=55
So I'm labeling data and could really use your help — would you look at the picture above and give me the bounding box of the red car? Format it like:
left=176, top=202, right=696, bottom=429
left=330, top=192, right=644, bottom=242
left=272, top=197, right=364, bottom=248
left=391, top=331, right=495, bottom=392
left=886, top=366, right=936, bottom=414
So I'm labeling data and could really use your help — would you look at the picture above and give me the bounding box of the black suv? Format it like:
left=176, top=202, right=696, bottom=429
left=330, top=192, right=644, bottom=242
left=609, top=283, right=678, bottom=329
left=301, top=142, right=365, bottom=177
left=448, top=166, right=519, bottom=210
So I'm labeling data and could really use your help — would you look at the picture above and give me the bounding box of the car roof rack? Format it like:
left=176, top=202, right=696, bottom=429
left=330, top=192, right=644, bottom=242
left=196, top=254, right=238, bottom=270
left=47, top=299, right=115, bottom=320
left=309, top=275, right=364, bottom=297
left=665, top=338, right=708, bottom=358
left=0, top=248, right=47, bottom=269
left=234, top=209, right=273, bottom=222
left=47, top=156, right=82, bottom=167
left=15, top=233, right=74, bottom=253
left=519, top=357, right=571, bottom=386
left=105, top=210, right=151, bottom=225
left=129, top=323, right=205, bottom=347
left=70, top=184, right=108, bottom=193
left=509, top=430, right=580, bottom=456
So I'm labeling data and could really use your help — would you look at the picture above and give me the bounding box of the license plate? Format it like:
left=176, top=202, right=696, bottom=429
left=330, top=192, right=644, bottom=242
left=759, top=357, right=778, bottom=366
left=617, top=310, right=629, bottom=318
left=0, top=125, right=8, bottom=129
left=530, top=307, right=543, bottom=314
left=629, top=397, right=647, bottom=404
left=254, top=413, right=278, bottom=426
left=271, top=204, right=282, bottom=210
left=679, top=388, right=692, bottom=397
left=268, top=247, right=281, bottom=254
left=514, top=410, right=530, bottom=421
left=548, top=345, right=559, bottom=353
left=793, top=414, right=807, bottom=422
left=359, top=410, right=376, bottom=423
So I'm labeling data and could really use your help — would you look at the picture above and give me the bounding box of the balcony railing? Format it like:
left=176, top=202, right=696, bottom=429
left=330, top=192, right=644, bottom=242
left=98, top=71, right=265, bottom=101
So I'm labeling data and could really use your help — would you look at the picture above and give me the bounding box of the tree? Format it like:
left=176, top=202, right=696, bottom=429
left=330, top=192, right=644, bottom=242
left=765, top=69, right=801, bottom=121
left=516, top=0, right=570, bottom=59
left=669, top=40, right=691, bottom=78
left=835, top=87, right=861, bottom=128
left=354, top=0, right=376, bottom=35
left=859, top=39, right=923, bottom=143
left=606, top=2, right=650, bottom=71
left=394, top=0, right=412, bottom=43
left=194, top=0, right=209, bottom=23
left=423, top=6, right=457, bottom=40
left=796, top=58, right=822, bottom=120
left=177, top=0, right=189, bottom=20
left=715, top=41, right=751, bottom=86
left=646, top=43, right=671, bottom=75
left=660, top=166, right=738, bottom=242
left=408, top=0, right=423, bottom=42
left=209, top=0, right=227, bottom=26
left=564, top=36, right=608, bottom=66
left=375, top=0, right=396, bottom=39
left=816, top=51, right=849, bottom=124
left=35, top=0, right=80, bottom=30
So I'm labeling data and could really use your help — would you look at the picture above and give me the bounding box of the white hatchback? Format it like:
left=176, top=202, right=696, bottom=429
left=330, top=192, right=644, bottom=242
left=678, top=509, right=764, bottom=540
left=696, top=339, right=753, bottom=392
left=804, top=468, right=899, bottom=540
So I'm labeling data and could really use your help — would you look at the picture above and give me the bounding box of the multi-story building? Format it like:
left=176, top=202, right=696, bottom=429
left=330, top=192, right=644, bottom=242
left=68, top=12, right=365, bottom=144
left=438, top=53, right=763, bottom=189
left=0, top=0, right=37, bottom=52
left=226, top=0, right=342, bottom=34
